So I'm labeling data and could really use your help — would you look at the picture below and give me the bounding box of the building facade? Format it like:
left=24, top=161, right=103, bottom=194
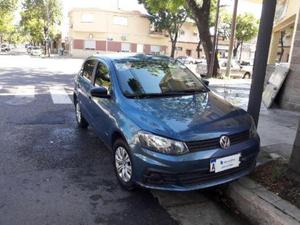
left=67, top=8, right=211, bottom=59
left=268, top=0, right=300, bottom=111
left=174, top=21, right=202, bottom=58
left=68, top=8, right=169, bottom=57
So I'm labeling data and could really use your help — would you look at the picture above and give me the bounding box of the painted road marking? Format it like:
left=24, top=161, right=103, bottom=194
left=4, top=85, right=35, bottom=105
left=49, top=86, right=72, bottom=104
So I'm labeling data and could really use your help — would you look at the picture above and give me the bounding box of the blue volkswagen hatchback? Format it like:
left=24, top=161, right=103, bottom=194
left=73, top=54, right=260, bottom=191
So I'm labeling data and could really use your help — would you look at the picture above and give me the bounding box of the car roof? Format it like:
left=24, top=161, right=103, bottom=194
left=89, top=53, right=172, bottom=62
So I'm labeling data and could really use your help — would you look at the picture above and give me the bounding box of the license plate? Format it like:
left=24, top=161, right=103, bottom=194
left=210, top=153, right=241, bottom=173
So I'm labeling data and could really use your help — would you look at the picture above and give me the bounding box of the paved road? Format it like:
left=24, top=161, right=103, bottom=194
left=0, top=55, right=251, bottom=225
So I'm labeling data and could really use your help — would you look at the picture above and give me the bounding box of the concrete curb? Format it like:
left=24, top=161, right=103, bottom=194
left=226, top=177, right=300, bottom=225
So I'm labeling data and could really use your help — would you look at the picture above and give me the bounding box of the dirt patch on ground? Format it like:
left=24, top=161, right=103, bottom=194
left=250, top=160, right=300, bottom=209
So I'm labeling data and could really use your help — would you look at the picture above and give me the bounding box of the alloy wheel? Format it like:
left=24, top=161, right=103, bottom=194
left=115, top=146, right=132, bottom=182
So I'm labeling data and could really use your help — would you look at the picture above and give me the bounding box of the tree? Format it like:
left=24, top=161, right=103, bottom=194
left=139, top=0, right=188, bottom=58
left=0, top=0, right=18, bottom=43
left=289, top=120, right=300, bottom=175
left=222, top=13, right=259, bottom=60
left=139, top=0, right=219, bottom=77
left=20, top=0, right=62, bottom=55
left=185, top=0, right=220, bottom=77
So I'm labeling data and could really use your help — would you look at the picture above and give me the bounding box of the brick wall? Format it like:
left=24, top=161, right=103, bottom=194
left=131, top=43, right=137, bottom=53
left=73, top=40, right=84, bottom=49
left=107, top=41, right=121, bottom=52
left=96, top=41, right=106, bottom=51
left=278, top=12, right=300, bottom=111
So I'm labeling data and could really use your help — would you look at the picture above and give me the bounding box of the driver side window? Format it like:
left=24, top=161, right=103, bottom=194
left=94, top=61, right=111, bottom=90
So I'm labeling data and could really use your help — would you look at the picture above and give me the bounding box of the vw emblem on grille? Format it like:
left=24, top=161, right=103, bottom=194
left=219, top=135, right=231, bottom=149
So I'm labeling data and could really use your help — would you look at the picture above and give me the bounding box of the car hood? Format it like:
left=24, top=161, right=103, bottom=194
left=122, top=92, right=251, bottom=141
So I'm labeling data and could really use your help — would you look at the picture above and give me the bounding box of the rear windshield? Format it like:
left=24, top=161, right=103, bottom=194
left=113, top=58, right=207, bottom=97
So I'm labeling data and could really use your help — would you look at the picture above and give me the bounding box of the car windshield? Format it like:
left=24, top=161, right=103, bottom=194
left=113, top=58, right=208, bottom=98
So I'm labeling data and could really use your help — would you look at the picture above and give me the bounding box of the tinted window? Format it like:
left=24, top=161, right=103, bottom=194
left=94, top=61, right=111, bottom=89
left=82, top=60, right=97, bottom=81
left=114, top=58, right=207, bottom=97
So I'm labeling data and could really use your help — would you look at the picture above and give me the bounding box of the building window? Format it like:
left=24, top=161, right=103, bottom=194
left=121, top=43, right=131, bottom=52
left=113, top=16, right=128, bottom=26
left=193, top=32, right=198, bottom=36
left=84, top=40, right=96, bottom=50
left=180, top=30, right=185, bottom=35
left=150, top=45, right=160, bottom=53
left=176, top=47, right=183, bottom=51
left=81, top=13, right=94, bottom=23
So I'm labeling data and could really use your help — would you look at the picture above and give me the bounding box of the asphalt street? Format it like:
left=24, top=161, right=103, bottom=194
left=0, top=54, right=251, bottom=225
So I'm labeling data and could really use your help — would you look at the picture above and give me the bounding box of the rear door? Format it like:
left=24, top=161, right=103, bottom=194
left=76, top=59, right=97, bottom=123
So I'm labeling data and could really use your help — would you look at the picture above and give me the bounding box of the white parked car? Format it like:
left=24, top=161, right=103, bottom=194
left=1, top=43, right=11, bottom=52
left=176, top=56, right=195, bottom=64
left=196, top=59, right=253, bottom=79
left=30, top=47, right=43, bottom=56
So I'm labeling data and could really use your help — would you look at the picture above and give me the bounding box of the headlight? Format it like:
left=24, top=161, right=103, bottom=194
left=249, top=117, right=257, bottom=138
left=138, top=131, right=189, bottom=155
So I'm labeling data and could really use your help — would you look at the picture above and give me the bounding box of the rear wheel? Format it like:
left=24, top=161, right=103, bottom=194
left=113, top=139, right=135, bottom=190
left=75, top=101, right=89, bottom=128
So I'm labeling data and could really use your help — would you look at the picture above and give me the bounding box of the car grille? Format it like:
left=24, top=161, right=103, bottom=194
left=144, top=152, right=256, bottom=186
left=186, top=130, right=250, bottom=152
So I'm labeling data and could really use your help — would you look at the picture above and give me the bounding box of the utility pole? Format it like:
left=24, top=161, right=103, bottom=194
left=208, top=0, right=221, bottom=78
left=225, top=0, right=239, bottom=78
left=247, top=0, right=277, bottom=125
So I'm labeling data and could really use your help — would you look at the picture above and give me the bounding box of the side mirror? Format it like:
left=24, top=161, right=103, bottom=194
left=90, top=87, right=110, bottom=98
left=202, top=79, right=209, bottom=86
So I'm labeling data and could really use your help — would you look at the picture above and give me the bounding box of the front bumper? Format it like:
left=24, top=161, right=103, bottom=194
left=132, top=137, right=259, bottom=191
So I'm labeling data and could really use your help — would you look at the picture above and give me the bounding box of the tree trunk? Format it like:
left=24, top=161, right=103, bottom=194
left=289, top=119, right=300, bottom=175
left=169, top=31, right=178, bottom=58
left=196, top=40, right=201, bottom=58
left=233, top=42, right=240, bottom=58
left=197, top=21, right=219, bottom=77
left=279, top=31, right=285, bottom=62
left=239, top=42, right=243, bottom=62
left=170, top=42, right=176, bottom=58
left=187, top=0, right=219, bottom=78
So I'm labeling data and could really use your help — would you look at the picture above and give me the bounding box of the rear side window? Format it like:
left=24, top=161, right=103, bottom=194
left=82, top=60, right=97, bottom=81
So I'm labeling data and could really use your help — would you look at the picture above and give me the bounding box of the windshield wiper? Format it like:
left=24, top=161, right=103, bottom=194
left=164, top=89, right=208, bottom=95
left=125, top=92, right=188, bottom=99
left=125, top=89, right=208, bottom=99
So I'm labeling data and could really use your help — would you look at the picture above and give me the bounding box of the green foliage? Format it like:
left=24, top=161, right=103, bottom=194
left=139, top=0, right=188, bottom=57
left=0, top=0, right=18, bottom=42
left=222, top=12, right=259, bottom=43
left=0, top=0, right=18, bottom=12
left=20, top=0, right=62, bottom=45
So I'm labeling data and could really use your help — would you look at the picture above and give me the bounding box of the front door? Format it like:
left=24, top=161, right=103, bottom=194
left=77, top=59, right=97, bottom=123
left=89, top=60, right=113, bottom=143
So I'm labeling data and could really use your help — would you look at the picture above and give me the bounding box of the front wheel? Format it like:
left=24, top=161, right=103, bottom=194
left=113, top=139, right=135, bottom=190
left=75, top=101, right=89, bottom=128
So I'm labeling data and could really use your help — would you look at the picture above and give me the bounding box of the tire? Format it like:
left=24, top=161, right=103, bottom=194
left=75, top=101, right=89, bottom=128
left=243, top=72, right=251, bottom=79
left=113, top=139, right=135, bottom=191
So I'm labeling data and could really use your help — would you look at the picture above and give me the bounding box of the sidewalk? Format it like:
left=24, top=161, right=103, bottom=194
left=208, top=78, right=300, bottom=159
left=208, top=78, right=300, bottom=225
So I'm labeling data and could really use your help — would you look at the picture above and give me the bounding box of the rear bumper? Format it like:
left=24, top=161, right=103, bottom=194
left=132, top=138, right=259, bottom=191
